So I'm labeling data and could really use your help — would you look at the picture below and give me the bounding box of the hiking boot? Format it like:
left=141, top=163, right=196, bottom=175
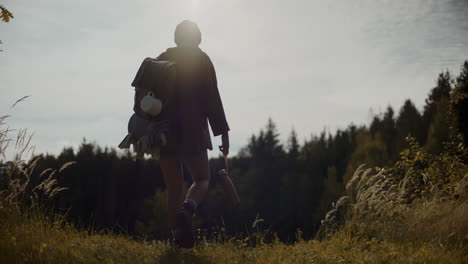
left=173, top=203, right=195, bottom=248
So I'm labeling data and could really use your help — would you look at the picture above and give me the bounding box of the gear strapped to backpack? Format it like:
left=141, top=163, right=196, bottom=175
left=118, top=58, right=177, bottom=158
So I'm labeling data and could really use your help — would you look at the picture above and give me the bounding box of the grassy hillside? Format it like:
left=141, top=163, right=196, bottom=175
left=1, top=138, right=466, bottom=264
left=0, top=207, right=466, bottom=264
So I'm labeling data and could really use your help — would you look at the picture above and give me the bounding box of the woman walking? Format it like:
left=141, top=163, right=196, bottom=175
left=157, top=20, right=230, bottom=248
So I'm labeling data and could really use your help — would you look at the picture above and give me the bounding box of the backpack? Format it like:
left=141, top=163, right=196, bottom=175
left=118, top=58, right=177, bottom=158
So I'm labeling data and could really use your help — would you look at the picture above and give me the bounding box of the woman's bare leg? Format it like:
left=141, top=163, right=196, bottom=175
left=183, top=150, right=210, bottom=208
left=159, top=154, right=184, bottom=230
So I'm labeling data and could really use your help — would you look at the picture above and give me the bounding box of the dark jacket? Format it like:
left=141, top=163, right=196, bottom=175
left=157, top=47, right=230, bottom=155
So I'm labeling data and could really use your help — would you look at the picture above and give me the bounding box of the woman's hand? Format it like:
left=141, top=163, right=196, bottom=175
left=219, top=132, right=230, bottom=156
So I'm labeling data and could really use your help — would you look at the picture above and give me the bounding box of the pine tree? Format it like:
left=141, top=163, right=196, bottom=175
left=423, top=71, right=452, bottom=153
left=452, top=61, right=468, bottom=145
left=381, top=106, right=397, bottom=160
left=396, top=99, right=423, bottom=152
left=287, top=129, right=300, bottom=159
left=423, top=71, right=452, bottom=143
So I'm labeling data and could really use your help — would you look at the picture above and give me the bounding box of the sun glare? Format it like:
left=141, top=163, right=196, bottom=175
left=190, top=0, right=200, bottom=19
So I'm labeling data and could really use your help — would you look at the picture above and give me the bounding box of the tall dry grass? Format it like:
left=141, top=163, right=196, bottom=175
left=0, top=103, right=74, bottom=213
left=321, top=137, right=467, bottom=249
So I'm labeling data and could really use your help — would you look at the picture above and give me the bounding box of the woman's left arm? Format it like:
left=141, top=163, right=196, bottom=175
left=205, top=56, right=230, bottom=137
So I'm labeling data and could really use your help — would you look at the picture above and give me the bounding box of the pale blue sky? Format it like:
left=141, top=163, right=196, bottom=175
left=1, top=0, right=467, bottom=159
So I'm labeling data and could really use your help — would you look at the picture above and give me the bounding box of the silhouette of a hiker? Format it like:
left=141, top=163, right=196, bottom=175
left=157, top=20, right=230, bottom=248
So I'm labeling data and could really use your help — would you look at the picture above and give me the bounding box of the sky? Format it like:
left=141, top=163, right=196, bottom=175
left=1, top=0, right=468, bottom=160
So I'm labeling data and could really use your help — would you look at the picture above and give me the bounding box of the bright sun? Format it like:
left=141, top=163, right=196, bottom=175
left=191, top=0, right=200, bottom=17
